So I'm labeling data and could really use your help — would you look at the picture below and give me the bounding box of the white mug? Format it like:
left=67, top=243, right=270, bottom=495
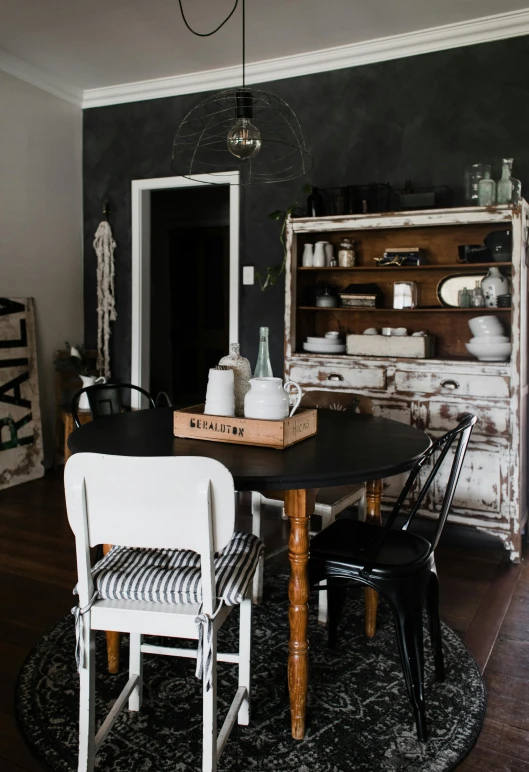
left=244, top=377, right=302, bottom=420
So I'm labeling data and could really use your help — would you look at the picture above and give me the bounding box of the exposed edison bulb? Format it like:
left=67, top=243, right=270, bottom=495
left=226, top=117, right=262, bottom=160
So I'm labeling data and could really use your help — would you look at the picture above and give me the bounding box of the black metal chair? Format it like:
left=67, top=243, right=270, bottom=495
left=71, top=383, right=156, bottom=428
left=308, top=413, right=477, bottom=741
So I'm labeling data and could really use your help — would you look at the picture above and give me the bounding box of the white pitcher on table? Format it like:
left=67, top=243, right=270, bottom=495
left=78, top=375, right=106, bottom=410
left=244, top=377, right=302, bottom=421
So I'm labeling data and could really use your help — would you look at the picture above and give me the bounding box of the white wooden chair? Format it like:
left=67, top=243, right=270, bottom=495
left=65, top=453, right=262, bottom=772
left=251, top=484, right=366, bottom=624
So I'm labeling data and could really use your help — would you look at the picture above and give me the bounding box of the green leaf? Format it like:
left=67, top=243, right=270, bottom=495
left=268, top=209, right=285, bottom=220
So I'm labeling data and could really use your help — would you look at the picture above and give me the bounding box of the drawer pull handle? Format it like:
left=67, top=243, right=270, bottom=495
left=441, top=379, right=460, bottom=390
left=327, top=373, right=344, bottom=381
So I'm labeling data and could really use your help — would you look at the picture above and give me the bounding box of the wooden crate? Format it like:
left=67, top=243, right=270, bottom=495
left=173, top=404, right=317, bottom=449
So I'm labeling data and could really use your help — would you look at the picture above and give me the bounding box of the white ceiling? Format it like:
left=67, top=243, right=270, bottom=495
left=0, top=0, right=528, bottom=92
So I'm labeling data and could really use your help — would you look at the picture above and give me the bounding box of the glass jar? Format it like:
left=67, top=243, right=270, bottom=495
left=338, top=238, right=356, bottom=267
left=464, top=164, right=491, bottom=206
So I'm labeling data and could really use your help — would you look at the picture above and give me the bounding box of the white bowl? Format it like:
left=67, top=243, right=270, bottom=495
left=363, top=328, right=379, bottom=335
left=469, top=335, right=509, bottom=344
left=303, top=342, right=346, bottom=354
left=466, top=341, right=511, bottom=361
left=468, top=315, right=504, bottom=337
left=325, top=332, right=341, bottom=339
left=306, top=336, right=342, bottom=344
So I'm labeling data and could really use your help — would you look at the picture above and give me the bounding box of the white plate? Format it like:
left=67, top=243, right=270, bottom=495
left=306, top=336, right=343, bottom=344
left=303, top=342, right=346, bottom=354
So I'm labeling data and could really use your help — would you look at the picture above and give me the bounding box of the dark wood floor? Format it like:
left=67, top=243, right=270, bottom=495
left=0, top=470, right=527, bottom=771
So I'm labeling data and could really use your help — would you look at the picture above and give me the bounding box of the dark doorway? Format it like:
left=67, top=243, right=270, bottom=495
left=150, top=186, right=230, bottom=406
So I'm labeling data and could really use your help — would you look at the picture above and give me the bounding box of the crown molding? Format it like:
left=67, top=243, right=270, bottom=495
left=82, top=8, right=529, bottom=109
left=0, top=47, right=82, bottom=106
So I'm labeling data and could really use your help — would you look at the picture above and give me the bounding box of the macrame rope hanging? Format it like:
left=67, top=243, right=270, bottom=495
left=93, top=219, right=117, bottom=379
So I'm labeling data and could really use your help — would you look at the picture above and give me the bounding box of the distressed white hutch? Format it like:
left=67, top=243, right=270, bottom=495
left=284, top=203, right=529, bottom=561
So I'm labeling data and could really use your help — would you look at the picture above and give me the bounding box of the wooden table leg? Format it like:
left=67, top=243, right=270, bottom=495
left=364, top=479, right=383, bottom=638
left=102, top=543, right=120, bottom=674
left=284, top=488, right=315, bottom=740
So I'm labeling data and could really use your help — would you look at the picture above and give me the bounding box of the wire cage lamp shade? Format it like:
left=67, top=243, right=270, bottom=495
left=171, top=87, right=313, bottom=185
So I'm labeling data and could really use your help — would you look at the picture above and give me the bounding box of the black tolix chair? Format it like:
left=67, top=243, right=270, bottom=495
left=308, top=413, right=477, bottom=741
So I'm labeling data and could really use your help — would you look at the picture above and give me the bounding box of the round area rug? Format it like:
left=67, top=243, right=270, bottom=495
left=17, top=569, right=485, bottom=772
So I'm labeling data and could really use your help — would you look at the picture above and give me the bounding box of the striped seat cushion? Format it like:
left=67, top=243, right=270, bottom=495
left=91, top=531, right=263, bottom=606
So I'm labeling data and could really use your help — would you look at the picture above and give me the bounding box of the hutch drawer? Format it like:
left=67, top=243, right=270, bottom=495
left=427, top=399, right=510, bottom=436
left=289, top=361, right=387, bottom=391
left=394, top=369, right=510, bottom=399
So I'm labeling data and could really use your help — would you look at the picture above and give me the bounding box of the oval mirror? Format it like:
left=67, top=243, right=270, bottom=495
left=437, top=274, right=486, bottom=308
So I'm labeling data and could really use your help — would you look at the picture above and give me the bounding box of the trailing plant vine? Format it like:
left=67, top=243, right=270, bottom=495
left=256, top=184, right=313, bottom=291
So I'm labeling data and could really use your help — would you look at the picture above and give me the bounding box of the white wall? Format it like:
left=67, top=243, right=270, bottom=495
left=0, top=70, right=83, bottom=467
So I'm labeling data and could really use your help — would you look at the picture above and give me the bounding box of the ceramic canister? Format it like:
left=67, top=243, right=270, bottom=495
left=302, top=244, right=314, bottom=267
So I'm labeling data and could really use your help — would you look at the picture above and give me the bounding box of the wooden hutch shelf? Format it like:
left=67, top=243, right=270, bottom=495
left=284, top=203, right=528, bottom=562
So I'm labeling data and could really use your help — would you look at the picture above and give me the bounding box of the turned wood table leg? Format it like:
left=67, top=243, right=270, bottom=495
left=102, top=543, right=120, bottom=674
left=284, top=488, right=316, bottom=740
left=364, top=479, right=383, bottom=639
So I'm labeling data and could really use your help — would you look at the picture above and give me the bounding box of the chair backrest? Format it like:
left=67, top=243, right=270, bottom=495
left=71, top=383, right=156, bottom=428
left=362, top=414, right=476, bottom=574
left=64, top=453, right=235, bottom=613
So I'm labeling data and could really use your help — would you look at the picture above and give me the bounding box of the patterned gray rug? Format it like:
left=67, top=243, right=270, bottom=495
left=16, top=569, right=485, bottom=772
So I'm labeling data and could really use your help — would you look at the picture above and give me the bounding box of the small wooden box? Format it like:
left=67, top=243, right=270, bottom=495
left=173, top=405, right=317, bottom=449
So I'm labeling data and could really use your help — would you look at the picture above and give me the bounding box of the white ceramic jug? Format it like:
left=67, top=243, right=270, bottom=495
left=313, top=242, right=327, bottom=268
left=244, top=377, right=302, bottom=420
left=78, top=375, right=106, bottom=410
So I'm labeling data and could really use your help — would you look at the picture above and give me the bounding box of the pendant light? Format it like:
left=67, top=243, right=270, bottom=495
left=171, top=0, right=313, bottom=185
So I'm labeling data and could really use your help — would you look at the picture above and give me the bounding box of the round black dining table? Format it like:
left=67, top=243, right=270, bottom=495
left=69, top=407, right=430, bottom=740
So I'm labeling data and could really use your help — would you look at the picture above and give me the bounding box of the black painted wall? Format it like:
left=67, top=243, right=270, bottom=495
left=83, top=36, right=529, bottom=381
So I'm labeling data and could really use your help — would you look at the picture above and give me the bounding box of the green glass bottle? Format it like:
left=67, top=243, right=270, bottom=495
left=254, top=327, right=273, bottom=377
left=496, top=158, right=514, bottom=205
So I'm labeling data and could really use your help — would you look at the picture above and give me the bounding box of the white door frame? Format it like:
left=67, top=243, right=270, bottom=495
left=130, top=172, right=240, bottom=408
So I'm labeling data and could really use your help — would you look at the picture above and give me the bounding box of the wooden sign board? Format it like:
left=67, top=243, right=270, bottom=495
left=173, top=405, right=317, bottom=449
left=0, top=298, right=44, bottom=489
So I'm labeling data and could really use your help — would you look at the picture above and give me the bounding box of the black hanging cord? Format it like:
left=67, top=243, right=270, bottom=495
left=178, top=0, right=239, bottom=37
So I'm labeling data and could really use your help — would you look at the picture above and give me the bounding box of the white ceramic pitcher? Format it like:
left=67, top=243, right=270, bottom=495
left=78, top=375, right=106, bottom=410
left=244, top=377, right=302, bottom=420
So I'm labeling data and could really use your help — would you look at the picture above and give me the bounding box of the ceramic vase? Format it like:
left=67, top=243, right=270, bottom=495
left=481, top=267, right=510, bottom=308
left=302, top=244, right=314, bottom=267
left=218, top=343, right=252, bottom=417
left=313, top=242, right=327, bottom=268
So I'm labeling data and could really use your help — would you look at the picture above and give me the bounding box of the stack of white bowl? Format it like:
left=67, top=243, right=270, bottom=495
left=303, top=331, right=346, bottom=354
left=466, top=316, right=511, bottom=361
left=204, top=367, right=235, bottom=415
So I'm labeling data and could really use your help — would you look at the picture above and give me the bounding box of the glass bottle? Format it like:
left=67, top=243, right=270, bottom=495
left=254, top=327, right=273, bottom=377
left=219, top=342, right=252, bottom=417
left=496, top=158, right=514, bottom=205
left=471, top=281, right=485, bottom=308
left=477, top=172, right=496, bottom=206
left=458, top=287, right=471, bottom=308
left=306, top=187, right=323, bottom=217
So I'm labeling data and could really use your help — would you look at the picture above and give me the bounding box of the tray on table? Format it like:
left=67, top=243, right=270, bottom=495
left=173, top=404, right=317, bottom=449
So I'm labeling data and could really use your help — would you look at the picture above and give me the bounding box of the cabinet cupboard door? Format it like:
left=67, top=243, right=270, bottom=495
left=431, top=443, right=506, bottom=516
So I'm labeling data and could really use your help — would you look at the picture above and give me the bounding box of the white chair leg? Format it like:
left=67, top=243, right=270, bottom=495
left=317, top=509, right=335, bottom=626
left=78, top=621, right=96, bottom=772
left=238, top=598, right=252, bottom=725
left=129, top=633, right=143, bottom=711
left=251, top=492, right=264, bottom=604
left=202, top=629, right=218, bottom=772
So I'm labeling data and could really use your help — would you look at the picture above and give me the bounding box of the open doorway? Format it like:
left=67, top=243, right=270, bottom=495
left=150, top=186, right=230, bottom=406
left=130, top=173, right=240, bottom=409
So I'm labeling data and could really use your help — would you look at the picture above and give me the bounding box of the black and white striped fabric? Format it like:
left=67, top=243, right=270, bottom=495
left=91, top=531, right=263, bottom=606
left=74, top=531, right=263, bottom=689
